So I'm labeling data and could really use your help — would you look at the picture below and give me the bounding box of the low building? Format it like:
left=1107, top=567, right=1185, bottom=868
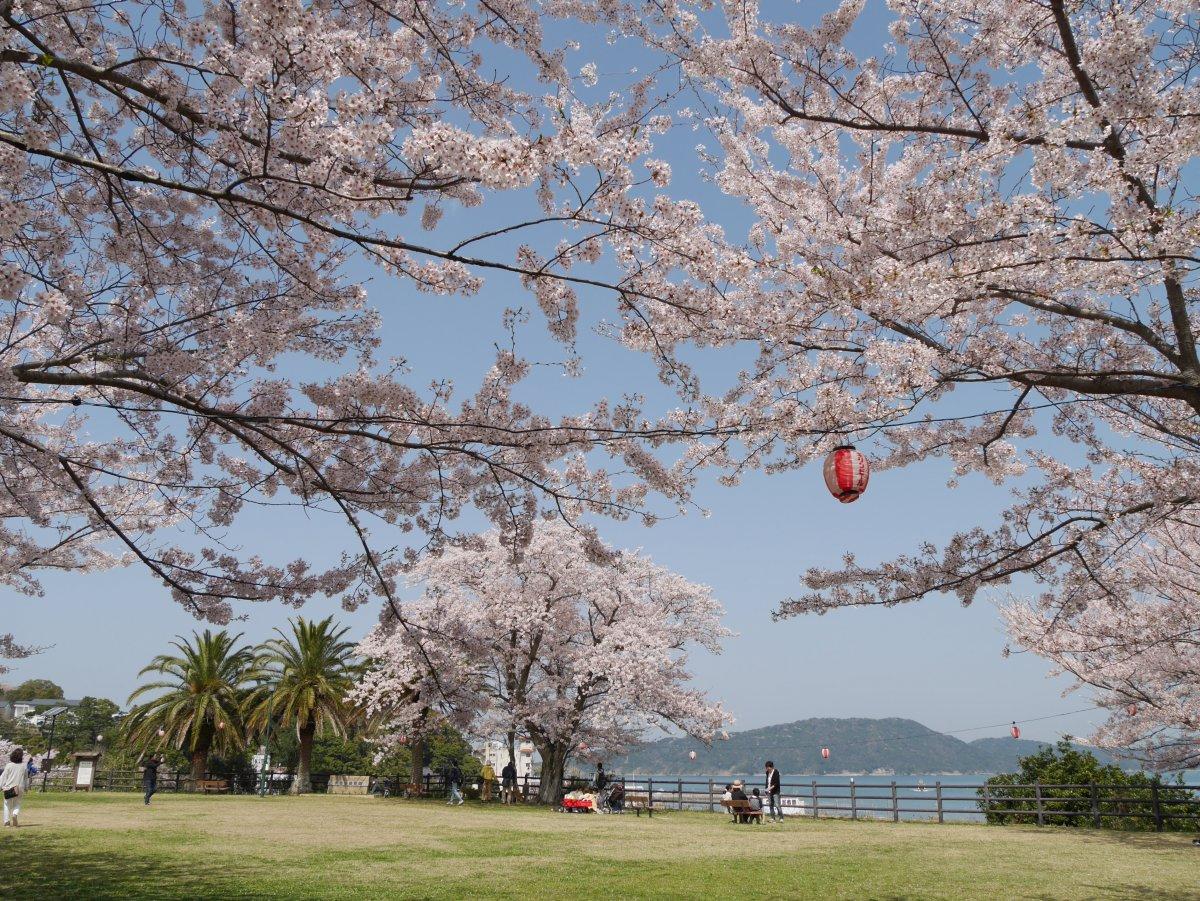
left=0, top=697, right=82, bottom=723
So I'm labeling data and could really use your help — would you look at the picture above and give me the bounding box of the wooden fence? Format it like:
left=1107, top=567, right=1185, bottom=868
left=41, top=770, right=1200, bottom=832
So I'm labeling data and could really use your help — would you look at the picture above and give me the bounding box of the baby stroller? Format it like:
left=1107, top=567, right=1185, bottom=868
left=597, top=782, right=625, bottom=814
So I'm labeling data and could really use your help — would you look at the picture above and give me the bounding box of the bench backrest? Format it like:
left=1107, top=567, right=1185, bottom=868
left=724, top=799, right=764, bottom=813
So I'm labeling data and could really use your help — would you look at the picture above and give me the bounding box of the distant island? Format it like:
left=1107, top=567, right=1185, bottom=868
left=609, top=717, right=1120, bottom=775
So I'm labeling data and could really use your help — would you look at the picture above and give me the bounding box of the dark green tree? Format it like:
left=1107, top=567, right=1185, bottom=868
left=4, top=679, right=64, bottom=702
left=59, top=697, right=121, bottom=755
left=978, top=740, right=1197, bottom=831
left=426, top=723, right=481, bottom=782
left=0, top=718, right=47, bottom=754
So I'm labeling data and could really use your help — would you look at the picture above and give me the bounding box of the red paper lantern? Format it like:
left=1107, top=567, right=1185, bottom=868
left=157, top=728, right=166, bottom=738
left=688, top=750, right=697, bottom=761
left=1010, top=722, right=1020, bottom=739
left=217, top=720, right=226, bottom=731
left=823, top=445, right=870, bottom=503
left=821, top=747, right=830, bottom=760
left=398, top=734, right=408, bottom=745
left=1126, top=704, right=1138, bottom=717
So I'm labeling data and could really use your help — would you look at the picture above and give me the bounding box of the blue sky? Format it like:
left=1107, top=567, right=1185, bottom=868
left=0, top=0, right=1110, bottom=745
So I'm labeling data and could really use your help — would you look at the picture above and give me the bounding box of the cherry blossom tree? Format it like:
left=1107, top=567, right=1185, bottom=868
left=570, top=0, right=1200, bottom=761
left=0, top=0, right=706, bottom=646
left=353, top=519, right=730, bottom=803
left=1002, top=518, right=1200, bottom=770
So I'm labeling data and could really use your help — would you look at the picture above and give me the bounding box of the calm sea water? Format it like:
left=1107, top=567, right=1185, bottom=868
left=614, top=773, right=994, bottom=822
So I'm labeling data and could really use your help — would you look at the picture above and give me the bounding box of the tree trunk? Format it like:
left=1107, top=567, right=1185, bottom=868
left=408, top=735, right=425, bottom=795
left=536, top=742, right=568, bottom=805
left=292, top=722, right=315, bottom=794
left=189, top=748, right=207, bottom=790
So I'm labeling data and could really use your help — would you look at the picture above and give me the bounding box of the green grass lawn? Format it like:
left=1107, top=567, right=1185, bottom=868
left=1, top=793, right=1197, bottom=899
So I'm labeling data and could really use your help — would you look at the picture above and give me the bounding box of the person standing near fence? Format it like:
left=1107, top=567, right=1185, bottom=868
left=480, top=761, right=495, bottom=802
left=765, top=760, right=783, bottom=823
left=142, top=755, right=162, bottom=805
left=2, top=748, right=31, bottom=827
left=501, top=760, right=517, bottom=805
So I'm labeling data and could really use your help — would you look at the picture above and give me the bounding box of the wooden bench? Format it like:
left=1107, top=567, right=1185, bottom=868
left=624, top=792, right=656, bottom=817
left=196, top=779, right=229, bottom=794
left=722, top=799, right=763, bottom=823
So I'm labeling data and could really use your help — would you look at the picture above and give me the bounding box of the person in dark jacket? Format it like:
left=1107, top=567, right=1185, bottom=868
left=501, top=760, right=518, bottom=804
left=594, top=763, right=608, bottom=791
left=446, top=761, right=464, bottom=805
left=764, top=760, right=783, bottom=823
left=143, top=755, right=162, bottom=805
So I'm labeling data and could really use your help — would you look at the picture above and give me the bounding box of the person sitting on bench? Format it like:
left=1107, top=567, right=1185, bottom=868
left=731, top=781, right=749, bottom=823
left=750, top=789, right=763, bottom=814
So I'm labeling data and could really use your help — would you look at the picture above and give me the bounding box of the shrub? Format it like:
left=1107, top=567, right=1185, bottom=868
left=977, top=740, right=1197, bottom=831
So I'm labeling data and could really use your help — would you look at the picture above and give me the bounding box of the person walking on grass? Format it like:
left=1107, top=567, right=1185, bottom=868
left=764, top=760, right=783, bottom=823
left=143, top=755, right=162, bottom=805
left=2, top=748, right=31, bottom=827
left=446, top=761, right=464, bottom=806
left=501, top=760, right=517, bottom=805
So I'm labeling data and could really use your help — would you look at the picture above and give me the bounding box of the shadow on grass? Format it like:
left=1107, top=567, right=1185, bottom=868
left=0, top=839, right=270, bottom=900
left=1054, top=888, right=1200, bottom=901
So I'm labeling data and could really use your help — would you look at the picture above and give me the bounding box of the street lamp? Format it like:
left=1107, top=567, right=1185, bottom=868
left=39, top=706, right=69, bottom=792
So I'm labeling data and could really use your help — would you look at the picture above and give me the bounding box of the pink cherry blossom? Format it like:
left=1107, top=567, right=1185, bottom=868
left=352, top=520, right=731, bottom=803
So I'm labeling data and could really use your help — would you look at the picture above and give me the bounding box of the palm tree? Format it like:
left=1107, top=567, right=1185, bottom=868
left=125, top=630, right=259, bottom=785
left=248, top=616, right=360, bottom=794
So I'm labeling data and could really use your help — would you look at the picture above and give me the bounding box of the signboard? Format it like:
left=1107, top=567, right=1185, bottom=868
left=74, top=759, right=95, bottom=790
left=328, top=774, right=370, bottom=795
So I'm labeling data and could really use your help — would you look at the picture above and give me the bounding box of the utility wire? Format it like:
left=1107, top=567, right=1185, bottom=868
left=822, top=705, right=1104, bottom=751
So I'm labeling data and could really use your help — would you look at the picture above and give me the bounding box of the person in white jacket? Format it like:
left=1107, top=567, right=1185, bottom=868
left=1, top=747, right=31, bottom=827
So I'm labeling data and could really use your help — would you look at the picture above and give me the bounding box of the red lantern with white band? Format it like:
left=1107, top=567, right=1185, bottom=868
left=823, top=445, right=870, bottom=504
left=821, top=747, right=830, bottom=760
left=1010, top=722, right=1020, bottom=739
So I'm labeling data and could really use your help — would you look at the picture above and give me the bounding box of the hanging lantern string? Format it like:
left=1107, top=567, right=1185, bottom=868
left=819, top=705, right=1104, bottom=752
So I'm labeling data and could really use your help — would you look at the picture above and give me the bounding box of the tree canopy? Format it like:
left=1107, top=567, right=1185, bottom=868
left=4, top=679, right=64, bottom=702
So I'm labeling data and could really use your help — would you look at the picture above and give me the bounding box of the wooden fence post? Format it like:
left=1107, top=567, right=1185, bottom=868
left=850, top=781, right=857, bottom=820
left=708, top=779, right=714, bottom=813
left=811, top=781, right=818, bottom=819
left=1090, top=782, right=1101, bottom=828
left=983, top=783, right=996, bottom=824
left=891, top=781, right=898, bottom=823
left=935, top=781, right=943, bottom=824
left=1035, top=782, right=1045, bottom=827
left=1151, top=781, right=1163, bottom=832
left=678, top=779, right=683, bottom=811
left=648, top=777, right=654, bottom=811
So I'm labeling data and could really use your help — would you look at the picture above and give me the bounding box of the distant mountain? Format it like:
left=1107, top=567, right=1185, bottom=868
left=609, top=717, right=1120, bottom=775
